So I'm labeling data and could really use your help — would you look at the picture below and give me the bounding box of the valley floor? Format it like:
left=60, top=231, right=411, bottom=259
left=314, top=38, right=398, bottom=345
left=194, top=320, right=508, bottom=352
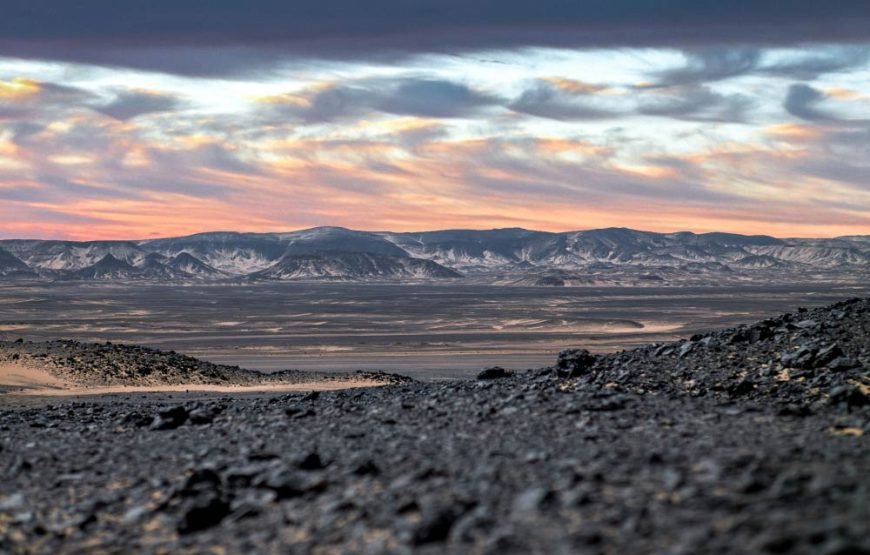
left=2, top=281, right=867, bottom=379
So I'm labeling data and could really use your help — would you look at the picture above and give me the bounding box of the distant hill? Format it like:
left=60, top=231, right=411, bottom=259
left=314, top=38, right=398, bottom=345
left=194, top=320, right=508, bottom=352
left=0, top=227, right=866, bottom=284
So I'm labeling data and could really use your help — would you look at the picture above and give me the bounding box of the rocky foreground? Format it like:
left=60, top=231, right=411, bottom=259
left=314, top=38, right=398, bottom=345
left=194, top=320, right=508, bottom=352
left=1, top=298, right=868, bottom=554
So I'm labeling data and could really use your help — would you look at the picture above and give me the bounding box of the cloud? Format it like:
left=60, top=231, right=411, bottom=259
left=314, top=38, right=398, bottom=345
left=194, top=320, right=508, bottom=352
left=782, top=83, right=870, bottom=124
left=265, top=78, right=500, bottom=122
left=3, top=116, right=870, bottom=238
left=0, top=78, right=93, bottom=120
left=653, top=49, right=761, bottom=87
left=784, top=84, right=831, bottom=121
left=92, top=90, right=183, bottom=120
left=374, top=80, right=498, bottom=118
left=651, top=46, right=870, bottom=88
left=510, top=79, right=752, bottom=123
left=765, top=46, right=870, bottom=79
left=2, top=1, right=869, bottom=76
left=509, top=80, right=620, bottom=121
left=638, top=85, right=753, bottom=122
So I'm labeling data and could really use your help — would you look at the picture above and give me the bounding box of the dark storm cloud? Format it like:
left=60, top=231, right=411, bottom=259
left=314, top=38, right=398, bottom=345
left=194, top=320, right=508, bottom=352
left=92, top=90, right=183, bottom=121
left=1, top=1, right=869, bottom=76
left=269, top=78, right=500, bottom=122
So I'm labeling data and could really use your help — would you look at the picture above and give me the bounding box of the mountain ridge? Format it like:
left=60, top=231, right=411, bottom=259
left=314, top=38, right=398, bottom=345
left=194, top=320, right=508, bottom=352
left=0, top=226, right=866, bottom=284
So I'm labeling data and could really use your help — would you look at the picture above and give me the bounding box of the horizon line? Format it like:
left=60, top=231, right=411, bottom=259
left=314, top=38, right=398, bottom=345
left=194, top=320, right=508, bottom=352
left=0, top=224, right=866, bottom=244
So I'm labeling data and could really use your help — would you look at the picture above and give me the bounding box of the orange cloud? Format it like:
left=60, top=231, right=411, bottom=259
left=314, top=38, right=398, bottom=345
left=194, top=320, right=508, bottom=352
left=612, top=163, right=679, bottom=180
left=764, top=123, right=822, bottom=141
left=0, top=78, right=41, bottom=101
left=542, top=78, right=616, bottom=95
left=824, top=87, right=869, bottom=101
left=252, top=82, right=336, bottom=107
left=1, top=103, right=868, bottom=241
left=532, top=138, right=611, bottom=157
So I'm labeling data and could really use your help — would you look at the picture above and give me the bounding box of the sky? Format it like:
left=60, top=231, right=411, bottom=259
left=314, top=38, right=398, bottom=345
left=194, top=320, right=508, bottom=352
left=1, top=1, right=869, bottom=240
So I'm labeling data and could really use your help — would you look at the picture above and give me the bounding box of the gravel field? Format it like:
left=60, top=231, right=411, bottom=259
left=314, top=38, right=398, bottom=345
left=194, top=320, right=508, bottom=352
left=0, top=298, right=868, bottom=554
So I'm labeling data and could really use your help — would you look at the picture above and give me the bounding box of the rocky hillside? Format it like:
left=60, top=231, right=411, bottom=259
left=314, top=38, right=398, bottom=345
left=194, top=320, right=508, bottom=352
left=0, top=298, right=867, bottom=554
left=550, top=296, right=869, bottom=414
left=0, top=339, right=413, bottom=388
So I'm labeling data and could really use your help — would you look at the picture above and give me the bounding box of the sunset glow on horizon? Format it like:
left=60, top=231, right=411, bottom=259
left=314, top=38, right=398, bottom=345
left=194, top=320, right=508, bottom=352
left=1, top=3, right=869, bottom=240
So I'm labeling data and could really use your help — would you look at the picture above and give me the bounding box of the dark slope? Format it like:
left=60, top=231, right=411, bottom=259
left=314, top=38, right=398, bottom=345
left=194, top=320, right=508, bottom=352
left=68, top=254, right=140, bottom=280
left=0, top=299, right=867, bottom=553
left=0, top=247, right=37, bottom=278
left=166, top=252, right=226, bottom=278
left=282, top=227, right=409, bottom=257
left=250, top=251, right=462, bottom=280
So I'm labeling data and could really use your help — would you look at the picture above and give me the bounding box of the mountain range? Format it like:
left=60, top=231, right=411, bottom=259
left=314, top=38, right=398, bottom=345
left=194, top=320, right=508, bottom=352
left=0, top=227, right=867, bottom=285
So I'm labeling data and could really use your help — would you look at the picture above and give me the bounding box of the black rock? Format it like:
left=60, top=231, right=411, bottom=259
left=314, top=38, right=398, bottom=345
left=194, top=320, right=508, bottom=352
left=827, top=357, right=859, bottom=371
left=750, top=325, right=775, bottom=343
left=180, top=468, right=223, bottom=496
left=296, top=452, right=327, bottom=471
left=556, top=349, right=596, bottom=377
left=178, top=491, right=230, bottom=534
left=352, top=459, right=380, bottom=476
left=151, top=406, right=189, bottom=430
left=254, top=469, right=327, bottom=499
left=678, top=341, right=696, bottom=358
left=727, top=328, right=751, bottom=344
left=727, top=378, right=756, bottom=397
left=477, top=367, right=510, bottom=380
left=829, top=385, right=867, bottom=407
left=224, top=464, right=268, bottom=488
left=285, top=407, right=316, bottom=419
left=189, top=406, right=221, bottom=425
left=412, top=506, right=465, bottom=545
left=781, top=345, right=818, bottom=369
left=121, top=412, right=153, bottom=428
left=815, top=344, right=844, bottom=367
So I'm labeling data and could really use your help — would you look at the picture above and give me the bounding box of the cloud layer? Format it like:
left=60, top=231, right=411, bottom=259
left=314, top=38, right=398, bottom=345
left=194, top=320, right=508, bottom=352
left=0, top=8, right=869, bottom=240
left=1, top=1, right=870, bottom=76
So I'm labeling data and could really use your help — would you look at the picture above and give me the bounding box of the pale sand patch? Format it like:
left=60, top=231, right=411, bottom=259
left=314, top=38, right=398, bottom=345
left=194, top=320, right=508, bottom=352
left=0, top=361, right=69, bottom=391
left=0, top=360, right=381, bottom=397
left=14, top=380, right=382, bottom=397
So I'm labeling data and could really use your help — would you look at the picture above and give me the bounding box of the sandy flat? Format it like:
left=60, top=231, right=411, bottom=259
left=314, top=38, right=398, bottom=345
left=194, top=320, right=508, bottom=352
left=13, top=380, right=382, bottom=397
left=0, top=361, right=70, bottom=391
left=0, top=360, right=381, bottom=397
